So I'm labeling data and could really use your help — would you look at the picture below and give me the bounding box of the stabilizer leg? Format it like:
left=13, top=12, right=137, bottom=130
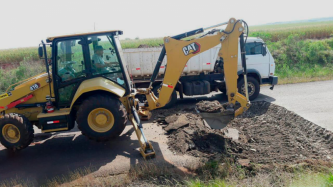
left=129, top=106, right=155, bottom=159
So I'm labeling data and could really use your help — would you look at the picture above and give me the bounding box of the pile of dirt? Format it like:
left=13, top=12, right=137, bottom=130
left=196, top=100, right=225, bottom=113
left=227, top=101, right=333, bottom=164
left=159, top=101, right=333, bottom=164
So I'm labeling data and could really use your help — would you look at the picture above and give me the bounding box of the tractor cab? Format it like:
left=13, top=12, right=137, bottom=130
left=31, top=31, right=133, bottom=133
left=41, top=30, right=132, bottom=107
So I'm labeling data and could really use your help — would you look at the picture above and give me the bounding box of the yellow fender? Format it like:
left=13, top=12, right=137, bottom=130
left=70, top=77, right=126, bottom=109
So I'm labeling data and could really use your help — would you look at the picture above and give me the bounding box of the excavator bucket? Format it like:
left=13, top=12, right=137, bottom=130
left=195, top=101, right=235, bottom=129
left=196, top=109, right=234, bottom=129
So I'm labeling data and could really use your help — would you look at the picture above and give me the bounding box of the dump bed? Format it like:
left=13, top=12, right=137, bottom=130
left=103, top=45, right=221, bottom=79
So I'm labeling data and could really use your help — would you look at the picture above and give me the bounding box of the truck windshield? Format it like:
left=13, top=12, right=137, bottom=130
left=245, top=42, right=263, bottom=55
left=88, top=35, right=126, bottom=87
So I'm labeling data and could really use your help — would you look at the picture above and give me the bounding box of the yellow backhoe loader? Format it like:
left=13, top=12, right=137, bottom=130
left=0, top=18, right=250, bottom=158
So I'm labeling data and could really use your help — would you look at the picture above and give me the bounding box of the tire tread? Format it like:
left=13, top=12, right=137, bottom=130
left=0, top=113, right=34, bottom=151
left=76, top=94, right=127, bottom=141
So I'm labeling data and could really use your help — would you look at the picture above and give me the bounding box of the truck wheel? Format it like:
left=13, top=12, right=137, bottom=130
left=238, top=77, right=260, bottom=101
left=76, top=95, right=127, bottom=142
left=153, top=85, right=177, bottom=109
left=0, top=113, right=34, bottom=151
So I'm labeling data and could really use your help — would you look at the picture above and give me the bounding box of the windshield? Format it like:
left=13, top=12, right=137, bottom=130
left=88, top=35, right=127, bottom=88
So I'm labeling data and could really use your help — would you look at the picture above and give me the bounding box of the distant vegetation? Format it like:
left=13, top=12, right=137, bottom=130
left=250, top=21, right=333, bottom=83
left=0, top=47, right=41, bottom=64
left=0, top=20, right=333, bottom=93
left=0, top=62, right=44, bottom=93
left=250, top=21, right=333, bottom=42
left=121, top=38, right=163, bottom=49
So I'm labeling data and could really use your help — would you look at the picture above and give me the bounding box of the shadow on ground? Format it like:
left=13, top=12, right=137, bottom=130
left=0, top=125, right=184, bottom=186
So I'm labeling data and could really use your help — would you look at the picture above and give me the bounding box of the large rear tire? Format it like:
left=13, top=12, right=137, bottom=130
left=76, top=95, right=127, bottom=141
left=0, top=113, right=34, bottom=151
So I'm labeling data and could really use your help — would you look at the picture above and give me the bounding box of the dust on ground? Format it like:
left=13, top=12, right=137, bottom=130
left=152, top=101, right=333, bottom=165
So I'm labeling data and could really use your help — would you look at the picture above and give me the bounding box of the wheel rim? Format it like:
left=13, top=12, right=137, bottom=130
left=2, top=124, right=20, bottom=143
left=88, top=108, right=115, bottom=133
left=241, top=82, right=255, bottom=97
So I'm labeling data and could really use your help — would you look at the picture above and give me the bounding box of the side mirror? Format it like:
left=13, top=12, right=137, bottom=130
left=38, top=46, right=43, bottom=58
left=262, top=44, right=267, bottom=56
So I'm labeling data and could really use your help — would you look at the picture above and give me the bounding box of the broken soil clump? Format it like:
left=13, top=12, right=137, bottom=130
left=158, top=101, right=333, bottom=164
left=196, top=100, right=225, bottom=113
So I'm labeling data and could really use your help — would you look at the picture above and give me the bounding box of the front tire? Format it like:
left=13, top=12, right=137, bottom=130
left=76, top=95, right=127, bottom=141
left=0, top=113, right=34, bottom=151
left=238, top=76, right=260, bottom=101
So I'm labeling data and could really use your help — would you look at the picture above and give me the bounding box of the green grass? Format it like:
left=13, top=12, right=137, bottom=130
left=3, top=159, right=330, bottom=187
left=121, top=37, right=164, bottom=49
left=0, top=61, right=45, bottom=93
left=0, top=46, right=51, bottom=64
left=250, top=21, right=333, bottom=42
left=186, top=178, right=227, bottom=187
left=290, top=172, right=333, bottom=187
left=185, top=171, right=333, bottom=187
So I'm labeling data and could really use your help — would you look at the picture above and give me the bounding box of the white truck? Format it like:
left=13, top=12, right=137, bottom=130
left=105, top=37, right=278, bottom=108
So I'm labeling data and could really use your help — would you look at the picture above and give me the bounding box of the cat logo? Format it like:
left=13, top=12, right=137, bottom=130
left=182, top=42, right=201, bottom=56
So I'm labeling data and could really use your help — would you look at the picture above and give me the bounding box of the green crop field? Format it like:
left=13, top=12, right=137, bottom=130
left=1, top=20, right=333, bottom=93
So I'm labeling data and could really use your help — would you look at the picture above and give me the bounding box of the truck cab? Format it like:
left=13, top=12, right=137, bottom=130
left=236, top=37, right=278, bottom=100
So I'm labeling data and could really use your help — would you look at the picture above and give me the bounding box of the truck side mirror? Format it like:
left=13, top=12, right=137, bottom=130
left=262, top=44, right=267, bottom=56
left=38, top=46, right=43, bottom=58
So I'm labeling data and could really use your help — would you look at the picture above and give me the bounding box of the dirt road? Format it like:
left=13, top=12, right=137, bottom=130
left=0, top=80, right=332, bottom=185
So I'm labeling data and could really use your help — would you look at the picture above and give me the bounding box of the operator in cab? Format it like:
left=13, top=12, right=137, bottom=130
left=92, top=45, right=107, bottom=71
left=91, top=45, right=125, bottom=85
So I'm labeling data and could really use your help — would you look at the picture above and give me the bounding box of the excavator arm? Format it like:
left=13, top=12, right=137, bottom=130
left=141, top=18, right=250, bottom=116
left=132, top=18, right=251, bottom=158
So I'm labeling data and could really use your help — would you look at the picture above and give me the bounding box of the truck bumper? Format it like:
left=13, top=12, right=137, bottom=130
left=261, top=76, right=278, bottom=90
left=269, top=76, right=278, bottom=85
left=262, top=76, right=278, bottom=85
left=269, top=76, right=278, bottom=90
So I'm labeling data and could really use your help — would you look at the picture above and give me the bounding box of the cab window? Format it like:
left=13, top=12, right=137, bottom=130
left=56, top=39, right=86, bottom=82
left=245, top=42, right=263, bottom=55
left=56, top=39, right=86, bottom=104
left=88, top=35, right=126, bottom=87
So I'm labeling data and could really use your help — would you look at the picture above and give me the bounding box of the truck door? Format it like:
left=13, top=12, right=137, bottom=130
left=243, top=42, right=270, bottom=78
